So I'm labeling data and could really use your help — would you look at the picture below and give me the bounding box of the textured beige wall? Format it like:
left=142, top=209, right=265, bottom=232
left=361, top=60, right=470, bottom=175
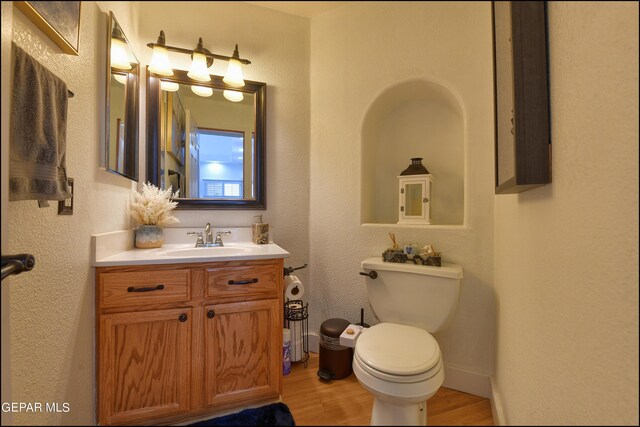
left=2, top=3, right=14, bottom=426
left=493, top=2, right=639, bottom=425
left=309, top=1, right=496, bottom=376
left=7, top=2, right=138, bottom=425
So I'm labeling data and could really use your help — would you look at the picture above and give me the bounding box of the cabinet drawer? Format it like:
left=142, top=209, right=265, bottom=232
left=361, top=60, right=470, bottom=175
left=100, top=269, right=191, bottom=308
left=206, top=263, right=280, bottom=299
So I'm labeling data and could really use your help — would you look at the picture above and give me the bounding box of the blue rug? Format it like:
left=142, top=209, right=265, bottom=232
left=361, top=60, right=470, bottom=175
left=188, top=402, right=295, bottom=426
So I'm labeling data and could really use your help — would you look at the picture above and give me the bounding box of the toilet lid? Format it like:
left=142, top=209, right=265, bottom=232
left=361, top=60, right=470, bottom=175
left=355, top=323, right=440, bottom=376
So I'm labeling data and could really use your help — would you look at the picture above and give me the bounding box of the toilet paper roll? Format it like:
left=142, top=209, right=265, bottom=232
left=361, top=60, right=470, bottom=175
left=289, top=318, right=304, bottom=362
left=284, top=275, right=304, bottom=300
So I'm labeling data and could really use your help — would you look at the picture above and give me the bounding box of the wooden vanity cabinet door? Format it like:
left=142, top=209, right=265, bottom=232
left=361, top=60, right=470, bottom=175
left=98, top=308, right=191, bottom=425
left=203, top=299, right=281, bottom=408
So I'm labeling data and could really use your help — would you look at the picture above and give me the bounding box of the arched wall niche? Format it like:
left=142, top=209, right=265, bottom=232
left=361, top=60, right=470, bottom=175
left=361, top=79, right=465, bottom=226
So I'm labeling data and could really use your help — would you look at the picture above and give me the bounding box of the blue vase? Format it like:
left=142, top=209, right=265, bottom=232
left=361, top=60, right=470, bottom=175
left=135, top=225, right=164, bottom=249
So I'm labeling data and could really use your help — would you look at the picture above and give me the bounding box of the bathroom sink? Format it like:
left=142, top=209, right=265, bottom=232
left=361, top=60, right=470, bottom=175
left=162, top=246, right=251, bottom=258
left=92, top=228, right=290, bottom=266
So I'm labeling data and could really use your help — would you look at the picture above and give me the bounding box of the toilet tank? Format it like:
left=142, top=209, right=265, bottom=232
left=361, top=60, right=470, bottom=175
left=361, top=257, right=463, bottom=333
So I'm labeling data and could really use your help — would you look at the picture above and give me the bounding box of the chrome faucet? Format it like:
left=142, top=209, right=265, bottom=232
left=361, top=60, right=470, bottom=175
left=204, top=223, right=214, bottom=245
left=187, top=225, right=230, bottom=247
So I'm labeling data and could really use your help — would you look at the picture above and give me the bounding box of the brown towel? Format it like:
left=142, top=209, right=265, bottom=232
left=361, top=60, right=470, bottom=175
left=10, top=42, right=71, bottom=202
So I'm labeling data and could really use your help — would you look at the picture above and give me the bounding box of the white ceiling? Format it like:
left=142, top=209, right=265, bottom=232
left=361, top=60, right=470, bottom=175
left=244, top=1, right=347, bottom=18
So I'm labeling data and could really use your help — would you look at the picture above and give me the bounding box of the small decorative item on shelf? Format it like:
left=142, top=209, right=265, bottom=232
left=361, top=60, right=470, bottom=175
left=383, top=249, right=407, bottom=263
left=413, top=244, right=442, bottom=267
left=382, top=232, right=407, bottom=262
left=397, top=157, right=434, bottom=225
left=130, top=182, right=180, bottom=248
left=382, top=242, right=442, bottom=267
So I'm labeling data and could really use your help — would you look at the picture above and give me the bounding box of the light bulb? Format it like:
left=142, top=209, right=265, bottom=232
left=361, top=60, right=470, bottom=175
left=187, top=52, right=211, bottom=82
left=160, top=81, right=179, bottom=92
left=223, top=58, right=244, bottom=87
left=113, top=73, right=127, bottom=85
left=191, top=85, right=213, bottom=97
left=223, top=90, right=243, bottom=102
left=148, top=45, right=173, bottom=76
left=110, top=38, right=131, bottom=70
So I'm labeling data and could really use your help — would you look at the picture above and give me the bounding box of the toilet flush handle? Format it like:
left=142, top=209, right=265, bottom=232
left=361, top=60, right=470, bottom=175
left=359, top=271, right=378, bottom=279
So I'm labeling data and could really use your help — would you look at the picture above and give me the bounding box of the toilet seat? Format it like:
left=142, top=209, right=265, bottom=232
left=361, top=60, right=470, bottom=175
left=355, top=323, right=441, bottom=382
left=354, top=351, right=442, bottom=384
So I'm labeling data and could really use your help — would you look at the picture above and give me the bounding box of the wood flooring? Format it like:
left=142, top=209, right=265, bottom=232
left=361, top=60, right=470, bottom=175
left=282, top=353, right=494, bottom=426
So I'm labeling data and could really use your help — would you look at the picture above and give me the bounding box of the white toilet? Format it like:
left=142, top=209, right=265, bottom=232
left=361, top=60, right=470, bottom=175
left=354, top=257, right=463, bottom=426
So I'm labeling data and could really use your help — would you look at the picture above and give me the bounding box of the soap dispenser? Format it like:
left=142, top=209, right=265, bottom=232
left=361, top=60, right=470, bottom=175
left=252, top=215, right=269, bottom=244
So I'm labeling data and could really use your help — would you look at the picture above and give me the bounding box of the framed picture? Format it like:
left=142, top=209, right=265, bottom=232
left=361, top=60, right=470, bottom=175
left=492, top=1, right=551, bottom=194
left=15, top=1, right=81, bottom=55
left=166, top=92, right=186, bottom=166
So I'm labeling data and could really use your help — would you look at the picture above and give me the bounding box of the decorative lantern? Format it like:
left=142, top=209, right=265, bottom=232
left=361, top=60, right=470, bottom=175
left=397, top=158, right=434, bottom=225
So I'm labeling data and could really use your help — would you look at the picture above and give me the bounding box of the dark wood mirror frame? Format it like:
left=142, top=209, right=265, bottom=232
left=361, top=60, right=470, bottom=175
left=492, top=1, right=551, bottom=194
left=146, top=69, right=266, bottom=209
left=107, top=12, right=139, bottom=182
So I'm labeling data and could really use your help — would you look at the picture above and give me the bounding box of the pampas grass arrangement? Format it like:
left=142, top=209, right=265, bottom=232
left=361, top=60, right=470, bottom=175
left=130, top=182, right=180, bottom=226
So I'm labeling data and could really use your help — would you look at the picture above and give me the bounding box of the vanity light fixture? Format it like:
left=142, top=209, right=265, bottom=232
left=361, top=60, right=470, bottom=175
left=160, top=81, right=180, bottom=92
left=146, top=30, right=251, bottom=87
left=191, top=85, right=213, bottom=97
left=113, top=73, right=127, bottom=85
left=222, top=45, right=245, bottom=87
left=223, top=89, right=244, bottom=102
left=110, top=26, right=132, bottom=70
left=147, top=31, right=173, bottom=76
left=187, top=38, right=211, bottom=82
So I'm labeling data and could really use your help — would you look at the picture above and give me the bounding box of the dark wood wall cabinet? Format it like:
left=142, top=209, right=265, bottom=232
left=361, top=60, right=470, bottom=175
left=492, top=1, right=551, bottom=194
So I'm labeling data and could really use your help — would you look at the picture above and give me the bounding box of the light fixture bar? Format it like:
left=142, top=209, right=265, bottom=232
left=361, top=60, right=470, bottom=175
left=145, top=42, right=251, bottom=66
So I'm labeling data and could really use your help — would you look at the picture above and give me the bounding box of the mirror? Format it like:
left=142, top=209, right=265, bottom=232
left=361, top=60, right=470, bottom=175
left=106, top=12, right=139, bottom=181
left=146, top=69, right=266, bottom=209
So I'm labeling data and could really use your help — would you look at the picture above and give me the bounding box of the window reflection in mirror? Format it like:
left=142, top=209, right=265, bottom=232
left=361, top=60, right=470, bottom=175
left=146, top=70, right=266, bottom=209
left=160, top=86, right=255, bottom=200
left=106, top=12, right=139, bottom=181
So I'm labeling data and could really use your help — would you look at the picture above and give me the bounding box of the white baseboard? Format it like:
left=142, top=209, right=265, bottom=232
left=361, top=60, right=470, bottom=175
left=489, top=376, right=505, bottom=426
left=441, top=364, right=491, bottom=399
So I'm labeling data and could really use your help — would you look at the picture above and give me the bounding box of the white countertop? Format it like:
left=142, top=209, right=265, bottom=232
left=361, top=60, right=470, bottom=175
left=92, top=228, right=290, bottom=267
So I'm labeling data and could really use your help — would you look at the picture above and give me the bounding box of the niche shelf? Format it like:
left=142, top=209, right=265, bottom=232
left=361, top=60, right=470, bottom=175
left=361, top=79, right=465, bottom=226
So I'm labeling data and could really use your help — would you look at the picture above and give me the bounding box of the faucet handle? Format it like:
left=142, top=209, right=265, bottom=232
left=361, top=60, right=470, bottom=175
left=187, top=231, right=204, bottom=246
left=214, top=230, right=231, bottom=245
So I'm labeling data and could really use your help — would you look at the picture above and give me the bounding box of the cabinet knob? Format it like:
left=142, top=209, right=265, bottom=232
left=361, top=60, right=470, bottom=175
left=179, top=313, right=188, bottom=322
left=207, top=310, right=215, bottom=319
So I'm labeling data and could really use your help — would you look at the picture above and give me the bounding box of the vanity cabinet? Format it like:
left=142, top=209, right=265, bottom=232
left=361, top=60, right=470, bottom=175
left=96, top=258, right=284, bottom=426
